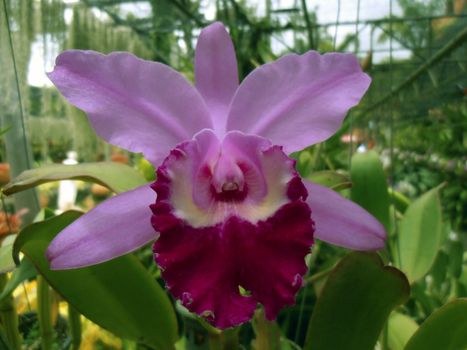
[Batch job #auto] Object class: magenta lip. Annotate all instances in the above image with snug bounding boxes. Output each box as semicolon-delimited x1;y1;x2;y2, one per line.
150;136;314;328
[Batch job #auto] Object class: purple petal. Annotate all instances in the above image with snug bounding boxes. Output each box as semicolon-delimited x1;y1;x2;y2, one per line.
226;52;371;153
48;51;212;166
47;185;157;269
195;22;238;132
304;180;386;250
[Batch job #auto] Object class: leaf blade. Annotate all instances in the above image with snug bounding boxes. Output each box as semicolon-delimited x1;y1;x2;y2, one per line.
3;162;147;195
304;252;410;350
397;185;444;283
404;299;467;350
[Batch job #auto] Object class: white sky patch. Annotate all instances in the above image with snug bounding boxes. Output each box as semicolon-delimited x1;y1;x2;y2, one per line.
203;0;216;21
28;35;59;87
120;2;152;18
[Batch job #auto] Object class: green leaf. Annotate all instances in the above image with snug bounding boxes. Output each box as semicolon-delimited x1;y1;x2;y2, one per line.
0;257;36;303
0;125;12;137
397;185;444;283
387;312;418;350
252;309;281;350
404;299;467;350
388;188;411;214
306;171;351;190
15;211;177;349
447;239;464;279
0;329;12;350
351;151;389;229
304;252;409;350
430;251;449;288
0;240;15;274
3;162;146;195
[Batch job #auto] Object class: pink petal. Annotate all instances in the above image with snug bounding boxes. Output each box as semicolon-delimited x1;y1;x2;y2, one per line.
226;52;371;153
47;185;157;269
48;51;212;166
304;180;386;250
195;22;238;132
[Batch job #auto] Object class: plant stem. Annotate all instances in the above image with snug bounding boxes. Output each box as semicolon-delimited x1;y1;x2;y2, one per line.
37;275;53;350
253;309;280;350
68;303;82;350
300;0;314;49
0;274;21;350
222;328;240;350
208;333;223;350
304;264;336;286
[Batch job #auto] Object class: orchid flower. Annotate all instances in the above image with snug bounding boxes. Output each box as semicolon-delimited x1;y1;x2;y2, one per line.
46;22;385;329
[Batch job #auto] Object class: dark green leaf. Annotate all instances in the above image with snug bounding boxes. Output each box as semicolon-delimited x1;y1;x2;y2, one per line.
397;185;444;283
404;299;467;350
15;211;177;349
351;151;390;229
304;252;410;350
3;162;146;195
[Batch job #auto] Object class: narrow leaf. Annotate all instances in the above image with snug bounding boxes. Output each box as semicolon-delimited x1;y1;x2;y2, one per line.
3;162;146;195
306;171;351;190
0;257;36;302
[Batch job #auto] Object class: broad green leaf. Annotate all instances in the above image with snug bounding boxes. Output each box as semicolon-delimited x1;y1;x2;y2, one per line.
351;151;389;229
304;252;409;350
15;211;177;349
0;257;36;302
404;299;467;350
3;162;146;195
306;171;351;190
388;312;418;350
397;185;444;283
